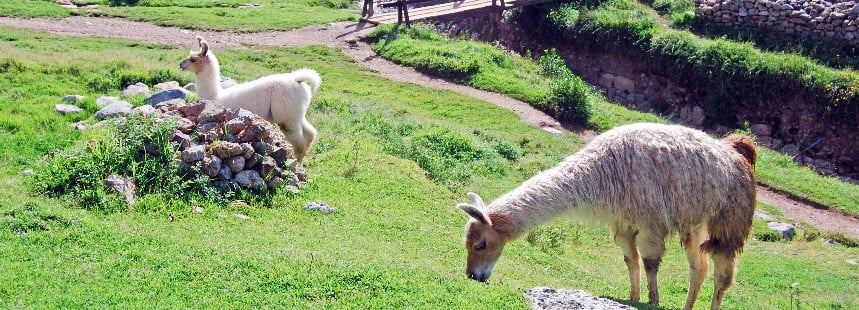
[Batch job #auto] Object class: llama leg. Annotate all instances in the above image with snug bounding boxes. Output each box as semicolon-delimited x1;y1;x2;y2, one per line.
612;226;640;302
637;231;666;306
710;252;736;310
300;119;317;161
681;227;709;310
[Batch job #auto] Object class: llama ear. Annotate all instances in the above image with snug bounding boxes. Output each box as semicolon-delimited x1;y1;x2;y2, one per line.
458;203;491;225
196;36;208;56
467;192;485;208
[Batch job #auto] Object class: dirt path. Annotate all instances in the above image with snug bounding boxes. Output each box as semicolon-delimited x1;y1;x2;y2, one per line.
2;16;856;238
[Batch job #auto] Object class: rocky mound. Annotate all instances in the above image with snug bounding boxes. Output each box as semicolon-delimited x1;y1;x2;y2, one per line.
160;99;307;193
526;287;634;310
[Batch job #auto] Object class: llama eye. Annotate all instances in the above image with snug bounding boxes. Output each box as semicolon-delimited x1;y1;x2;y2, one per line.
190;59;196;63
475;240;487;251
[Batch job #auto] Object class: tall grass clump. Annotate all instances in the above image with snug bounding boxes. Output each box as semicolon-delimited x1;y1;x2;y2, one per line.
27;116;211;212
354;110;519;188
539;49;591;124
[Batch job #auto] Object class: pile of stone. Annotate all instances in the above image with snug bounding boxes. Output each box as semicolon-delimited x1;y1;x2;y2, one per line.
697;0;859;45
164;99;306;193
57;80;306;195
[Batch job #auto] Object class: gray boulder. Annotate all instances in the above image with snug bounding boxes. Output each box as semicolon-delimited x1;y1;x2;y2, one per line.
94;101;133;120
304;200;335;214
54;104;83;115
526;287;634;310
767;222;796;241
144;89;188;106
62;94;85;103
221;77;237;89
104;175;137;207
121;82;151;98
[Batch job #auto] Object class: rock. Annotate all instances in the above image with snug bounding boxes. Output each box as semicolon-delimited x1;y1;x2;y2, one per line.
526;287;634;310
175;117;195;134
132;105;156;117
245;153;262;169
181;145;206;163
217;166;233;180
202;155;222;177
767;222;796;240
21;169;34;176
62;94;85;103
196;122;223;142
847;259;858;265
104;175;137;207
121;82;151;98
754;211;776;221
54;104;83;115
154;81;182;91
212;142;244;158
304;200;335;214
234;170;264;189
226;156;245;173
271;146;290;164
198;102;227;122
171;131;192;149
184;83;195;91
267;176;284;190
96;96;121;107
691;106;705;126
259;156;278;178
74;121;88;131
177;99;208;117
750;123;772;136
240;143;255;158
94;101;133;120
144;89;188;106
781;144;800;157
192;206;205;214
233;213;250;220
613;76;635;93
221;77;237;89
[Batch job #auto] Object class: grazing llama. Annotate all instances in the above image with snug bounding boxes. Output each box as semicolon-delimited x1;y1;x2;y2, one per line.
458;123;756;310
179;36;320;161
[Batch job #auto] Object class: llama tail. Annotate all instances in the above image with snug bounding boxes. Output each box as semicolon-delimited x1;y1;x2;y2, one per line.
292;68;321;95
722;134;757;167
701;134;757;258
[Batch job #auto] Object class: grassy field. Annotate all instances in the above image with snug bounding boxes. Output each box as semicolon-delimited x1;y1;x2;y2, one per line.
0;0;357;31
1;26;859;309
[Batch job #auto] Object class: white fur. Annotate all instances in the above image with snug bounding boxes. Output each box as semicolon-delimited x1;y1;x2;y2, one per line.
180;37;320;161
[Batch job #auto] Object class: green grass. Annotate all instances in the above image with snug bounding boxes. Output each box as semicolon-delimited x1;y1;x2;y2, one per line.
0;0;70;18
0;0;357;32
757;148;859;217
366;24;553;105
2;27;859;309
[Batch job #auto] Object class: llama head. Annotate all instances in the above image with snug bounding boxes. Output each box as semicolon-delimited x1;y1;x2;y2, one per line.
458;192;509;282
179;36;215;74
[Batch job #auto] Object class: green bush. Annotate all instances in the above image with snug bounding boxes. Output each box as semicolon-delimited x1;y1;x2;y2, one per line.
539;49;591;124
27;115;212;212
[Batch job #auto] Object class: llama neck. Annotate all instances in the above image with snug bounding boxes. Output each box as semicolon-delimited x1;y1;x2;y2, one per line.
195;55;222;100
486;153;603;237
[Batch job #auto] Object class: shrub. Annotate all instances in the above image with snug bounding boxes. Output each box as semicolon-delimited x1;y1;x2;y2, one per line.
539;49;591;124
27;115;211;212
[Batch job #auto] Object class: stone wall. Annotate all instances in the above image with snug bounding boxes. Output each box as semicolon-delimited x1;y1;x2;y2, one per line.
696;0;859;44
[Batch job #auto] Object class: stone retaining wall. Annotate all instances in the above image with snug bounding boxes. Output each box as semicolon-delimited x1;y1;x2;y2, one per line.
696;0;859;45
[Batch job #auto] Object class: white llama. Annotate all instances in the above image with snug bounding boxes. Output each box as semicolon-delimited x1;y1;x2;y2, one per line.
179;36;320;161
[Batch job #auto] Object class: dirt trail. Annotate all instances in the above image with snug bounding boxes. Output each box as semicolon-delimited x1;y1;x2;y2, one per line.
1;16;856;238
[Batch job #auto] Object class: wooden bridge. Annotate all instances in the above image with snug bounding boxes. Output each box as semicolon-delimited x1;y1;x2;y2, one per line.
362;0;553;26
